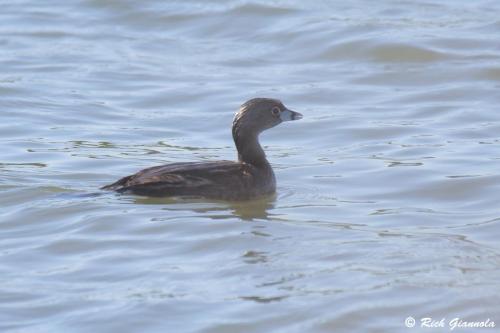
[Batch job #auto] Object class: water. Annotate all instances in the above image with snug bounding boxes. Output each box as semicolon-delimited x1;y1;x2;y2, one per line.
1;1;500;332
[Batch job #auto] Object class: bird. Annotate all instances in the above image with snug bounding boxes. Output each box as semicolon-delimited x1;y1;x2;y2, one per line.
101;98;303;200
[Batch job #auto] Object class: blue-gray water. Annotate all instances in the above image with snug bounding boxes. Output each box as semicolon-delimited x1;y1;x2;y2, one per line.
1;1;500;332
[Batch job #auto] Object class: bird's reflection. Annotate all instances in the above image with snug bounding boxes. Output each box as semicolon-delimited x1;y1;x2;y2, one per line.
228;194;276;220
131;193;276;221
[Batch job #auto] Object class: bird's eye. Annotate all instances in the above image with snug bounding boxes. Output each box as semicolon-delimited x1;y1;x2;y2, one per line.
271;107;281;116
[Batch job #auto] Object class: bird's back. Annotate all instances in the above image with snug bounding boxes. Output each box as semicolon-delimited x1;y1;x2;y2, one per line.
101;160;276;200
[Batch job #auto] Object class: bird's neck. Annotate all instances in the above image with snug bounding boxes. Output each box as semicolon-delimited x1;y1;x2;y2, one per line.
234;131;269;167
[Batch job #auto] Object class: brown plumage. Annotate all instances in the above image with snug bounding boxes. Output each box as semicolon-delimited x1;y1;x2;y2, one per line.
101;98;303;200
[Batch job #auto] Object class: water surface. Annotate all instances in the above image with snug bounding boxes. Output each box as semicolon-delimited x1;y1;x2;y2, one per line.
1;1;500;332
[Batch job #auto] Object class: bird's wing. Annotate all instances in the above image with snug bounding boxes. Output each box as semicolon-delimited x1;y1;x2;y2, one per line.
101;161;244;191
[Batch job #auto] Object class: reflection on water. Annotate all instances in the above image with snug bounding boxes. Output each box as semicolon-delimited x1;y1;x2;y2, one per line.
133;193;276;220
1;0;500;332
230;195;276;220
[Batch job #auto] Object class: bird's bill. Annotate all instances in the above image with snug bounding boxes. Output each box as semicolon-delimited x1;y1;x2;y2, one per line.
280;108;303;121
